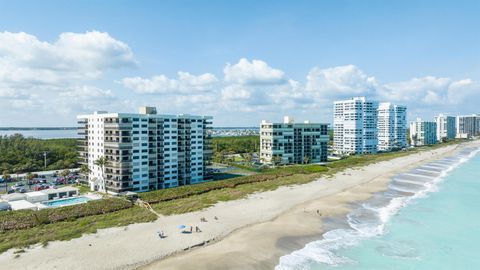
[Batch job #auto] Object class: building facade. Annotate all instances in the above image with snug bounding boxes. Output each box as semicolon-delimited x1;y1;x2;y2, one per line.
77;107;213;193
409;118;437;146
333;97;379;155
377;102;407;151
434;114;456;142
260;116;328;164
456;115;480;138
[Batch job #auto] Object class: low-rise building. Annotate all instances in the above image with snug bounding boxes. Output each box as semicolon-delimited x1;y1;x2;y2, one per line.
8;200;37;211
260;116;328;164
41;187;79;200
25;191;49;203
410;118;437;146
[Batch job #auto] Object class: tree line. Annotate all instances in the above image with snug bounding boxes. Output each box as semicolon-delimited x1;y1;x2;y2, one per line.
0;134;78;174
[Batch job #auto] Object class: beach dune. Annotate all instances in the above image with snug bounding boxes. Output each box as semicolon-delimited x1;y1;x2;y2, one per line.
0;143;474;270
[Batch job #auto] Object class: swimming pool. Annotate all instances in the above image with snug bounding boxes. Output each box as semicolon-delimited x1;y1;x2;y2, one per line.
43;196;90;207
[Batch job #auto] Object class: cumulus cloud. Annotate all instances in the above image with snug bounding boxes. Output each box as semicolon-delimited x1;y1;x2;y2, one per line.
1;35;479;127
0;31;136;126
0;31;135;87
121;71;218;94
121;59;480;125
223;58;286;85
59;85;115;99
380;76;480;108
305;65;378;98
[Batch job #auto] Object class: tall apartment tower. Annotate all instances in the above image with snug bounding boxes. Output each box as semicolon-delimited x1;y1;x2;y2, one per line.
377;103;407;151
409;118;437;146
260;116;329;164
456;115;479;138
434;114;456;142
333;97;379;155
77;107;213;193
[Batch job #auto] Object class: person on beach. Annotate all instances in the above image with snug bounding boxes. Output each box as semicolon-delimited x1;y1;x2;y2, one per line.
190;226;193;233
214;216;218;220
195;226;202;232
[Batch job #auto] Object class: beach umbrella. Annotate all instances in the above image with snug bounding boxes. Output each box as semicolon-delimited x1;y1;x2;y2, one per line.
178;225;186;229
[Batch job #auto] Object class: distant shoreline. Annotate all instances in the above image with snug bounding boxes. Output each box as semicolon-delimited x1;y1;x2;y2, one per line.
0;127;76;131
0;127;260;130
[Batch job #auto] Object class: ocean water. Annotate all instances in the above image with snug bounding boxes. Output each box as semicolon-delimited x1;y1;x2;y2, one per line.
277;146;480;270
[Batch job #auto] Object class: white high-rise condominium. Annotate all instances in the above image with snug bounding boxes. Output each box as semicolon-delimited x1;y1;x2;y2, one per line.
77;106;213;193
434;114;456;142
260;116;329;164
377;103;407;151
333;97;378;155
409;118;437;146
456;114;480;138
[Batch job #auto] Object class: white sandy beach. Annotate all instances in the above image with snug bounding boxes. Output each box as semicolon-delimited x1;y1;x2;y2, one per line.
0;142;477;270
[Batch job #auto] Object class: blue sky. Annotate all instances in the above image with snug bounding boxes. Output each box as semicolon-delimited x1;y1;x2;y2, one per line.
0;0;479;126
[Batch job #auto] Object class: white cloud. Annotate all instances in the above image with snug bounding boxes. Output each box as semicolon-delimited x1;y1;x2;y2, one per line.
121;71;218;94
223;58;286;85
121;60;480;125
0;31;136;126
0;31;135;87
305;65;378;98
59;85;115;99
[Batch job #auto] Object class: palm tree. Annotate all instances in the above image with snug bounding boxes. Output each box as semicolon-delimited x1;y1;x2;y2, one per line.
243;152;253;164
79;164;91;182
26;172;34;190
272;155;283;167
60;169;71;177
303;155;311;164
412;134;418;147
2;171;10;193
94;156;109;194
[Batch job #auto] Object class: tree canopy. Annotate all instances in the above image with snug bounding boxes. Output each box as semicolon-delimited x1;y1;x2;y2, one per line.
0;134;78;174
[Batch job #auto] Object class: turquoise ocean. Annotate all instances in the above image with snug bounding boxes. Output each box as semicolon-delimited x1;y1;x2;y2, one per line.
277;146;480;270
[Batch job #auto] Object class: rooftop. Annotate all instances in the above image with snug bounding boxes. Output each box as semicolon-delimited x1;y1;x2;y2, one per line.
41;186;79;195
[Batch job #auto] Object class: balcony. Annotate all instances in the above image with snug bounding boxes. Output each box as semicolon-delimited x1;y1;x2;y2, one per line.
104;122;132;130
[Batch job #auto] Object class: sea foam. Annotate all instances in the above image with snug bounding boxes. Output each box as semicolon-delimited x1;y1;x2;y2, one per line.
276;147;480;270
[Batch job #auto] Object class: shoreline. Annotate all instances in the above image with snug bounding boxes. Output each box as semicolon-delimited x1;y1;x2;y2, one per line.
0;142;476;270
138;142;477;270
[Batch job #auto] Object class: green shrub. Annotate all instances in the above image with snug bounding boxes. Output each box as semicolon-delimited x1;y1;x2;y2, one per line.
140;172;296;204
0;198;132;231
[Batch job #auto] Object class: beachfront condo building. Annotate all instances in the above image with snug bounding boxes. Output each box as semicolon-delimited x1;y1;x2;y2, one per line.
260;116;329;164
409;118;437;146
377;103;407;151
77;106;213;193
434;114;456;142
456;115;480;138
333;97;379;155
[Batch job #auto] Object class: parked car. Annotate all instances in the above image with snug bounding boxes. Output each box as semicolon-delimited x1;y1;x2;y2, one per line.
33;185;48;191
13;182;25;188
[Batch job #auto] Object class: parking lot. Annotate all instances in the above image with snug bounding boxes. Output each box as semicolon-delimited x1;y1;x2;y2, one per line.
0;171;81;195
